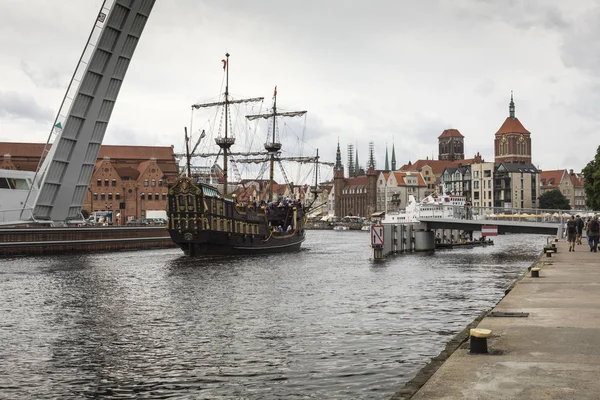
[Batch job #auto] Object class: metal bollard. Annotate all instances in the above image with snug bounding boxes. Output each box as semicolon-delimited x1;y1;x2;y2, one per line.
470;328;492;354
531;267;541;278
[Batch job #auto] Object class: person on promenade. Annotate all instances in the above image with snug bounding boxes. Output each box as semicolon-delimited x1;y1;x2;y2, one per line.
588;216;600;252
576;215;584;245
566;215;578;252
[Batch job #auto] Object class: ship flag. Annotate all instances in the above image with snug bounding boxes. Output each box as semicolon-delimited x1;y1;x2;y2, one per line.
221;59;227;70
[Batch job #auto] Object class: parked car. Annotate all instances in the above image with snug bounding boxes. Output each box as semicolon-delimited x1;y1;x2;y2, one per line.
126;219;148;226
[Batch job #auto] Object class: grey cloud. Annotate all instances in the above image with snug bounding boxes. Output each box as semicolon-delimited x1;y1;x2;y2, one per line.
0;91;53;123
20;60;67;89
560;6;600;75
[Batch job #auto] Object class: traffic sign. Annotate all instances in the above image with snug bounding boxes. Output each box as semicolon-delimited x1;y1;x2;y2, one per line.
481;225;498;236
371;225;384;247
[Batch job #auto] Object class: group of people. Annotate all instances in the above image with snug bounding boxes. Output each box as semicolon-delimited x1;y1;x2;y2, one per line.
565;214;600;252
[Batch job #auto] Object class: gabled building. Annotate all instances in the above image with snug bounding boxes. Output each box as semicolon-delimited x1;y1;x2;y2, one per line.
441;165;472;198
540;169;587;210
399;159;461;194
376;170;427;212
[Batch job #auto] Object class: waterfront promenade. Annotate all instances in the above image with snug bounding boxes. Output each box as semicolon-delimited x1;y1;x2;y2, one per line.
396;239;600;399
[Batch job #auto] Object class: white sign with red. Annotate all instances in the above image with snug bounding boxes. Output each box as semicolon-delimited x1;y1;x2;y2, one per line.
371;225;384;246
481;225;498;236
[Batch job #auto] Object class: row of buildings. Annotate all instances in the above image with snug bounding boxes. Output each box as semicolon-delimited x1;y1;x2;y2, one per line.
331;95;586;218
0;95;587;223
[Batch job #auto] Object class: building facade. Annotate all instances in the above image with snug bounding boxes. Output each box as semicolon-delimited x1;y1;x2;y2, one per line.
376;171;427;212
0;142;178;223
540;169;587;210
470;161;495;208
493;162;539;209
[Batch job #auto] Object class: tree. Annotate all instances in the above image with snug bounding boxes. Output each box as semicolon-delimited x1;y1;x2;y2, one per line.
538;189;570;210
583;145;600;210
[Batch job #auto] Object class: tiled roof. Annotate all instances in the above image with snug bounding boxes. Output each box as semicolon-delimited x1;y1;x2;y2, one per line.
345;175;368;187
393;171;426;186
399;159;461;175
438;129;464;139
495;117;530;135
0;142;175;160
540;170;566;187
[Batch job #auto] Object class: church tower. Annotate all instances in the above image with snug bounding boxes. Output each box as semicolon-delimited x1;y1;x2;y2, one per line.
494;93;531;164
438;129;465;161
334;140;344;217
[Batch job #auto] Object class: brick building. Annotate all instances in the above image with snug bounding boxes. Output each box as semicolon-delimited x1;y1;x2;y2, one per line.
0;142;178;223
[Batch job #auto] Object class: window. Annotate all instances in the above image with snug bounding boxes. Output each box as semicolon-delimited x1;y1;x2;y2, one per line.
93;193;98;200
159;180;163;187
116;193;121;200
144;179;149;187
148;194;153;200
112;179;117;187
474;181;479;189
162;193;167;201
141;193;145;200
474;171;479;179
108;193;113;200
155;193;159;200
101;193;106;200
104;179;109;187
151;179;156;187
97;179;101;186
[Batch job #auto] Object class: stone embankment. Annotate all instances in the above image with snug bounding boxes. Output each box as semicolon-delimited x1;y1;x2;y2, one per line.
392;239;600;399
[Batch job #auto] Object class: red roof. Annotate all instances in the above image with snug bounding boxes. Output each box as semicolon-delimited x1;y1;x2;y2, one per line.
540;170;566;187
438;129;464;139
392;171;426;186
399;159;461;175
495;117;530;135
345;175;368;187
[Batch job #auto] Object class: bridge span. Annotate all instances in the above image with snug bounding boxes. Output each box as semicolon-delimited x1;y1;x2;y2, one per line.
418;218;560;236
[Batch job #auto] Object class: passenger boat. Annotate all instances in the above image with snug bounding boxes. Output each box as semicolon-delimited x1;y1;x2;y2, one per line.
167;53;322;256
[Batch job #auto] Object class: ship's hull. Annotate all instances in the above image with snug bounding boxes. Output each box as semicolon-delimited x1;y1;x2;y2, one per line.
170;229;305;256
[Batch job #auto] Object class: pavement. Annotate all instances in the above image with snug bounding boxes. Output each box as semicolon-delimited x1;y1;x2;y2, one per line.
399;239;600;400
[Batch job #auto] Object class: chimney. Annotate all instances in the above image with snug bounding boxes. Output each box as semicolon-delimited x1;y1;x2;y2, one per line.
569;169;574;175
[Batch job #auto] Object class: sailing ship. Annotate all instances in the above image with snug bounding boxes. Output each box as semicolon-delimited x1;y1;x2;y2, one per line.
166;53;322;256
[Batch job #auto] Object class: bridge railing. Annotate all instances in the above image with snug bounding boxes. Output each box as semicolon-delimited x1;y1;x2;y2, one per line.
443;205;599;225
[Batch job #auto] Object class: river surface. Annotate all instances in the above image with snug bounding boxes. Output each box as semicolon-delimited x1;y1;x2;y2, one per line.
0;231;546;399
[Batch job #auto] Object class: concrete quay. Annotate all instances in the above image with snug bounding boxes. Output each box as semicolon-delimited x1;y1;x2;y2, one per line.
394;239;600;400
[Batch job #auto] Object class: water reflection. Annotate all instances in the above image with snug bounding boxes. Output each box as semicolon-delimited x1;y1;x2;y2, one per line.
0;232;545;399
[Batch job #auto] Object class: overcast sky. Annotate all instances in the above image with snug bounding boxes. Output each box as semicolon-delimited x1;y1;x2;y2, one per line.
1;0;600;180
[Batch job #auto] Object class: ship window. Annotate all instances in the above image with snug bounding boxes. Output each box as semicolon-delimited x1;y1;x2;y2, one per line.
188;195;194;207
178;195;184;206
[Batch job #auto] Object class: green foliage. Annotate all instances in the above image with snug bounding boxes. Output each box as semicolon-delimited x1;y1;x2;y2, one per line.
583;145;600;210
538;189;570;210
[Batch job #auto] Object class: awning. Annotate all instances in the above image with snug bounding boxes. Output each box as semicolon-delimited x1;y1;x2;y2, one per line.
371;211;385;217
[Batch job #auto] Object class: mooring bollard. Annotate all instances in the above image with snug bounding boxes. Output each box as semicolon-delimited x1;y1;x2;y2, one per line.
531;267;541;278
545;249;553;258
470;328;492;354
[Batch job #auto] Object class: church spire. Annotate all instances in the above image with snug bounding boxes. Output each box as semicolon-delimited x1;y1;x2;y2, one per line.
335;139;343;171
385;144;389;171
355;146;359;176
368;141;375;169
391;143;396;171
509;91;515;119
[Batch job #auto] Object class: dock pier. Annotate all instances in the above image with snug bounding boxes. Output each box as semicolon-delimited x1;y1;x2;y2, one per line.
392;239;600;399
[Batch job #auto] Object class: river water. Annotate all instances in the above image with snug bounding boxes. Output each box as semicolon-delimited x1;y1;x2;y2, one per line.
0;231;546;399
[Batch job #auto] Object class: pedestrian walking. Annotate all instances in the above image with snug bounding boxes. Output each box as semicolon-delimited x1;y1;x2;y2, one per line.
566;215;578;252
588;216;600;252
576;214;584;245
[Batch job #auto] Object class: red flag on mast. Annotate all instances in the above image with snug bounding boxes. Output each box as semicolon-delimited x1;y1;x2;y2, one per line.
273;86;277;96
221;59;227;70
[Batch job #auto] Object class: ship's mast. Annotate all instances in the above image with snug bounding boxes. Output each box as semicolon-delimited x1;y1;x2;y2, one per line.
246;87;306;202
191;53;263;196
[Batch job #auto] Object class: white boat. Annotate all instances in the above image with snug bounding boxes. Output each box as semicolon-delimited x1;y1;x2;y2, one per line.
333;225;350;231
382;193;467;224
0;169;38;225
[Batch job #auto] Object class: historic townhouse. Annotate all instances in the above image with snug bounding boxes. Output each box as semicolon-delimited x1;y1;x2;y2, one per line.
376;171;427;212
